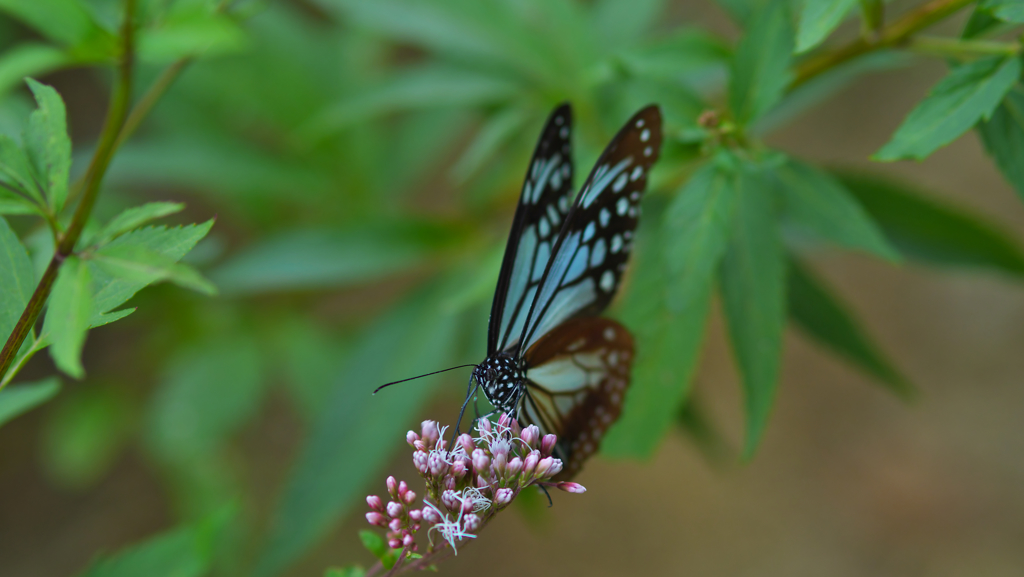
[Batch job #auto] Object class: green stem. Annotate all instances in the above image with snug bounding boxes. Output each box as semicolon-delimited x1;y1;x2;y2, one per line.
909;35;1022;57
791;0;978;90
859;0;885;38
0;0;136;385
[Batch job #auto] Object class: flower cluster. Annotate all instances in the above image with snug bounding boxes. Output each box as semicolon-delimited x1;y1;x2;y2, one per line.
366;414;585;557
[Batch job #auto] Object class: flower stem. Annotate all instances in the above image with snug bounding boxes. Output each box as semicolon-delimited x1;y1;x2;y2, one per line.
908;35;1022;58
791;0;978;90
0;0;136;384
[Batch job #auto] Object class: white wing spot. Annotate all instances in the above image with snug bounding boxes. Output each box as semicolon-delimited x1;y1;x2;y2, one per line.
555;115;564;125
628;206;638;218
547;204;561;227
611;234;623;253
599;207;610;227
558;195;569;212
640;128;650;142
636;119;645;128
539;216;550;238
561;164;571;179
582;221;596;242
630;191;640;201
644;146;653;157
616;197;629;216
609;351;619;366
552;170;562;189
603;327;615;341
612;173;627;193
590;238;606;267
631;166;643;181
600;270;615;292
560;127;569;138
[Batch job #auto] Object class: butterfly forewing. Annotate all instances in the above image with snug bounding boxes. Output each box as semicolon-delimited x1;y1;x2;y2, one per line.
515;106;662;354
488;104;575;355
521;317;634;480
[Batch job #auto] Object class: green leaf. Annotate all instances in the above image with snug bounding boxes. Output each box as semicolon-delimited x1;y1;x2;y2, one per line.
451;106;531;182
0;0;110;48
729;0;794;124
325;567;366;577
875;56;1022;161
0;214;35;343
0;132;43;203
0;376;59;427
978;85;1024;202
147;336;266;463
359;530;388;562
0;43;70;96
664;159;740;312
615;28;731;88
796;0;858;53
720;168;786;459
212;228;428;294
138;11;247;63
24;78;71;213
41;386;131;488
98;202;186;242
591;0;665;51
787;257;913;397
254;286;461;577
92;243;218;296
602;214;712;459
44;256;94;379
963;2;1003;38
837;172;1024;275
985;0;1024;23
677;393;731;464
300;65;520;144
77;508;231;577
775;158;899;261
89;220;214;323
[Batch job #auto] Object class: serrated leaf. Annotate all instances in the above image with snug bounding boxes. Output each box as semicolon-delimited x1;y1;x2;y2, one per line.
796;0;858;53
24;78;71;213
0;43;70;96
254;286;460;577
44;256;94;379
0;214;35;343
729;0;794;124
602;214;712;459
0;376;59;427
837;172;1024;275
98;202;186;242
875;56;1021;161
720;168;785;459
92;243;217;296
787;257;913;397
0;132;43;203
663;159;740;312
978;85;1024;202
211;228;426;294
775;158;899;261
89;220;214;322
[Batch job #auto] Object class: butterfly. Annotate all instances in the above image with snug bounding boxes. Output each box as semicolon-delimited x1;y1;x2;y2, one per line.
464;103;663;479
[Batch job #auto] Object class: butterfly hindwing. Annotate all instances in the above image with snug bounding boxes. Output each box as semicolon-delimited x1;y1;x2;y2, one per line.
515;106;662;354
489;104;575;355
521;317;634;480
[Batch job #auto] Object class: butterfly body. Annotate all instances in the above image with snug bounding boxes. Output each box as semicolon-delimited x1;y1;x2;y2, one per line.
462;102;662;480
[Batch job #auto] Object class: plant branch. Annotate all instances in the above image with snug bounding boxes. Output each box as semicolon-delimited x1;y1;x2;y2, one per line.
908;35;1022;57
0;0;136;384
791;0;977;90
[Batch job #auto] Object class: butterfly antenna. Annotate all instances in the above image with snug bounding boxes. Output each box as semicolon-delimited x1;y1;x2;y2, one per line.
373;364;477;394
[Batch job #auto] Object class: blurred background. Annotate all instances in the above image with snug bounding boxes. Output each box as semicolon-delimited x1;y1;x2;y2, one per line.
1;0;1023;575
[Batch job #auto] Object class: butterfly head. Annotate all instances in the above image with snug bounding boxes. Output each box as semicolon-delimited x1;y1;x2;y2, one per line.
472;353;524;415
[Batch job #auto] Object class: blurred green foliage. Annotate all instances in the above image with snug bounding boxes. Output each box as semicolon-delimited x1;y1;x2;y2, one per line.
1;0;1024;575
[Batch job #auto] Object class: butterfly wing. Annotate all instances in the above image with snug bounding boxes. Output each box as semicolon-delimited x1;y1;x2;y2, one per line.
514;105;662;355
520;317;634;480
488;104;575;355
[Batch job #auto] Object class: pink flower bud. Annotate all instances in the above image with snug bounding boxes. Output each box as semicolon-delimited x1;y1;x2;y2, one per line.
421;420;440;446
506;456;523;477
366;512;385;526
402;533;415;547
428;452;449;477
389;517;403;532
476;417;491;436
441;489;459;511
490;439;510;460
556;481;586;493
534;456;554;479
412;451;429;474
521;425;540;449
463;513;481;532
451;460;466;478
509;418;522;437
366;495;383;511
546;458;563;478
406;430;419;446
409;509;422;522
475;475;487;488
541;434;557;456
462;495;475;513
458;433;475;455
388;539;402;549
399;480;410;496
414;440;426;452
386;476;398;496
521;450;540;478
498;413;511;429
492;452;507;476
444;476;457;490
403;490;417;504
472;449;490;473
494;488;514;506
422;506;441;524
387;501;403;518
